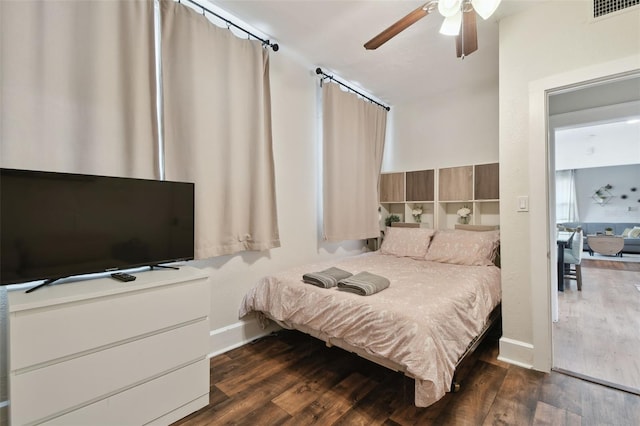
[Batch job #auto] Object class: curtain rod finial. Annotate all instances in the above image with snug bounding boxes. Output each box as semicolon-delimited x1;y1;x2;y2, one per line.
272;43;279;52
315;67;323;75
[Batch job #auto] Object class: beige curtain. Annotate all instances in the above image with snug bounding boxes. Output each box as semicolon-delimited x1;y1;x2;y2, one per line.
322;82;387;241
160;0;279;258
0;0;157;178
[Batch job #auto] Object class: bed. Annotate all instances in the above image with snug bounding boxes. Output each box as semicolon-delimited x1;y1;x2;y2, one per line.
239;227;501;407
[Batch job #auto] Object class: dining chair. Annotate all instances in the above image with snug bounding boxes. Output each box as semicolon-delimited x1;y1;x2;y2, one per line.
563;228;583;291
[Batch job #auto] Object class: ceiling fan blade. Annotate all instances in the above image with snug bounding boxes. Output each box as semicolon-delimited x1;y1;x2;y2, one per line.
456;9;478;58
364;3;432;50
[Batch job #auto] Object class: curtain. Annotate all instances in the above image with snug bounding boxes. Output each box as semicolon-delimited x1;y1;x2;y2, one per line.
160;0;279;258
322;82;388;241
0;0;157;178
556;169;579;223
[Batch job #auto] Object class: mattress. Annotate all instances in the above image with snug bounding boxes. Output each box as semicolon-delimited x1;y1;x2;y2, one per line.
239;251;501;407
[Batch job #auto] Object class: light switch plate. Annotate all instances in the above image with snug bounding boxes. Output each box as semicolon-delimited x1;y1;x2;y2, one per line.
517;196;529;212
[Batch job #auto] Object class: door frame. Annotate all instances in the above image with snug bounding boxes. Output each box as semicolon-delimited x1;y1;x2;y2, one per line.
528;55;640;372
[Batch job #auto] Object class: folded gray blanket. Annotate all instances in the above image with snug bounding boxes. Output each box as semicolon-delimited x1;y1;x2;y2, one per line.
337;271;390;296
302;267;353;288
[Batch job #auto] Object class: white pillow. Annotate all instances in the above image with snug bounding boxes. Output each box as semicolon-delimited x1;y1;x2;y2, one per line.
629;227;640;238
380;227;435;259
425;230;500;266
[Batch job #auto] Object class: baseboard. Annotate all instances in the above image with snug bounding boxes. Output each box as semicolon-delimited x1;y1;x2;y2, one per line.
208;318;281;358
497;336;534;369
210;321;537;370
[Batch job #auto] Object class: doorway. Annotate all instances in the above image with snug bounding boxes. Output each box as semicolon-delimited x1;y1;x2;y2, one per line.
548;75;640;394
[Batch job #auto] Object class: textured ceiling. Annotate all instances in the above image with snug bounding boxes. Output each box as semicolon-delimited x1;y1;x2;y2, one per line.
203;0;536;106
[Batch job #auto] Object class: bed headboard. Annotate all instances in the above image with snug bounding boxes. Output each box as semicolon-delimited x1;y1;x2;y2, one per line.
391;222;420;228
454;224;500;231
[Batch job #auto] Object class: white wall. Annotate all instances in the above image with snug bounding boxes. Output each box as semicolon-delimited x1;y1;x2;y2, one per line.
498;0;640;369
190;46;365;355
555;120;640;170
382;81;499;173
575;165;640;222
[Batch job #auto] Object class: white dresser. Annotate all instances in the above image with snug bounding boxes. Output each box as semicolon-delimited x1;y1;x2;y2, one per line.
7;266;210;426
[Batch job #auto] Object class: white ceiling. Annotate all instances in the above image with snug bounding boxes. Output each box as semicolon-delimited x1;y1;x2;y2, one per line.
551;77;640;170
555;119;640;170
200;0;537;106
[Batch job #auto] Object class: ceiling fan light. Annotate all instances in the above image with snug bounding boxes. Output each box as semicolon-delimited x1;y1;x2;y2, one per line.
439;11;462;36
471;0;502;20
438;0;462;18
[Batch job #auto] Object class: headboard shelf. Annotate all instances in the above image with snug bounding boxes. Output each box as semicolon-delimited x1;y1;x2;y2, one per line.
380;162;500;230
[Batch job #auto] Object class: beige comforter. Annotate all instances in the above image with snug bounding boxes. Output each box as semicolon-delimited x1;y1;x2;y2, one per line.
239;252;501;407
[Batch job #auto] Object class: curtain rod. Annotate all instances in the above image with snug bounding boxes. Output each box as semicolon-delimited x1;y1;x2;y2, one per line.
180;0;279;51
315;68;390;111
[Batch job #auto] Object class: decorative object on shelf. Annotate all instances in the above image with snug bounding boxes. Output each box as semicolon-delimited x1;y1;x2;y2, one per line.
385;214;401;227
457;206;472;224
604;227;614;236
592;184;613;206
412;205;423;223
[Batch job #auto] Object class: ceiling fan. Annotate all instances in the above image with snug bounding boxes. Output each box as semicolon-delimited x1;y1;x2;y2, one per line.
364;0;502;58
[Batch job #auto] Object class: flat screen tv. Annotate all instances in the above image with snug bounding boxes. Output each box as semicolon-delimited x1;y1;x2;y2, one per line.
1;168;195;289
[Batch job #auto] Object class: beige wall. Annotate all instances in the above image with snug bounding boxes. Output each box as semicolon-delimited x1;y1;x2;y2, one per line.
383;81;499;173
197;45;365;355
498;0;640;369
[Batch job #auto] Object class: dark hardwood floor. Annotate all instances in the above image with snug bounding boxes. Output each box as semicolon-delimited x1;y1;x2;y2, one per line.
173;329;640;425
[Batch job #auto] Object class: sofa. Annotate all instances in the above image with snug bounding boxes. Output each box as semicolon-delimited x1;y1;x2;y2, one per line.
559;222;640;254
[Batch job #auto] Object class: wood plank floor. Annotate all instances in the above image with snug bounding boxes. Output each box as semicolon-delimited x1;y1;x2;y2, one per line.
172;329;640;425
581;258;640;272
555;258;640;394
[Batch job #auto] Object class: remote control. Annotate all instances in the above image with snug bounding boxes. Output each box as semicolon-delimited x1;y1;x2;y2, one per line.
111;272;136;282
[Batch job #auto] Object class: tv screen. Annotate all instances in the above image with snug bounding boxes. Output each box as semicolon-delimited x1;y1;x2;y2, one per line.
1;168;194;286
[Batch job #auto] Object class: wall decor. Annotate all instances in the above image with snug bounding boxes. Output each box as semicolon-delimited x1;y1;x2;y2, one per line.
621;194;628;199
592;184;613;206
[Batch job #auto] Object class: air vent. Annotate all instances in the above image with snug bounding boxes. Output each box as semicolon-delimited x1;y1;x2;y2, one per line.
593;0;639;17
